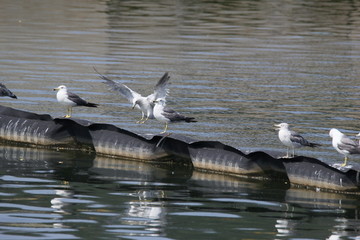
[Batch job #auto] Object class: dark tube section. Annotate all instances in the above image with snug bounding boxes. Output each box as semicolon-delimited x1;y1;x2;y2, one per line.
0;105;359;192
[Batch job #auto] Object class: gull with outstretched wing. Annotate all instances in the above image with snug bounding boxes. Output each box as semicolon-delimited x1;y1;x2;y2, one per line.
94;68;170;124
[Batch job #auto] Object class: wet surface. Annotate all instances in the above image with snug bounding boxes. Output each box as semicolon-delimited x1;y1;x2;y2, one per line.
1;0;360;239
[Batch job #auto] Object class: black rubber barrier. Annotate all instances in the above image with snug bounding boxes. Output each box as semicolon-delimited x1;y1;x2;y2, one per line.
0;105;359;192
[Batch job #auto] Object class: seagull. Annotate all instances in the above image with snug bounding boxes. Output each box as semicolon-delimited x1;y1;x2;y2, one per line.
94;68;170;124
356;132;360;145
274;123;321;158
0;83;17;99
329;128;360;167
153;98;197;134
53;85;98;118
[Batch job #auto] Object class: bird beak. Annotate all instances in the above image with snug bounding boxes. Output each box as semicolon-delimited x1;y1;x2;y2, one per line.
274;124;281;130
132;103;136;109
53;88;59;91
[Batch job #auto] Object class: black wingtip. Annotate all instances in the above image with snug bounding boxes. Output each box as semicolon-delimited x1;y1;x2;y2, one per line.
93;67;113;82
157;72;170;85
185;117;197;123
309;142;321;148
93;66;100;75
86;102;99;108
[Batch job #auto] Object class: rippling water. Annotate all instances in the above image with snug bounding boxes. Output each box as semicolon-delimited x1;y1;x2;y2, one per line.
1;145;360;240
1;0;360;239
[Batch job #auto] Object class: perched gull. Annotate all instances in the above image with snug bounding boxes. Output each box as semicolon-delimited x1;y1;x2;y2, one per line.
356;132;360;145
329;128;360;167
0;83;17;99
153;98;197;134
53;85;98;118
274;123;321;158
94;68;170;124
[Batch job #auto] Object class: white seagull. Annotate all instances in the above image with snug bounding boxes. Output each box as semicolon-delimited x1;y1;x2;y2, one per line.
0;83;17;99
356;132;360;145
274;123;321;158
329;128;360;167
94;68;170;124
53;85;98;118
153;98;197;134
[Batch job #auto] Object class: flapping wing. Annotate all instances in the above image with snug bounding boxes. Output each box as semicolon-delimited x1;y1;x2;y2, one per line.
147;72;170;102
154;72;170;99
94;67;141;103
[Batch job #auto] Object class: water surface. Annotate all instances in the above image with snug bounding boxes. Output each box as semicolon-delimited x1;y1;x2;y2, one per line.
1;0;360;239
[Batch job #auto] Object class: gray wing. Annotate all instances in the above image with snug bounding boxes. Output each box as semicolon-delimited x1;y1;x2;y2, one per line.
147;72;170;103
289;131;310;146
67;91;88;106
153;72;170;99
161;106;186;122
338;136;360;154
94;67;141;103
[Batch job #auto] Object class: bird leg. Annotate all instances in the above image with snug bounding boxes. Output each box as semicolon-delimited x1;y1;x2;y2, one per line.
155;132;172;148
284;147;290;158
341;156;348;167
160;122;168;134
142;116;149;123
140;116;149;124
136;113;145;124
64;107;72;118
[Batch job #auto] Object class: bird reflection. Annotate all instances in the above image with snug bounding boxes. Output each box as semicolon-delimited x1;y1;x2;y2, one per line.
275;219;297;237
274;203;297;238
124;189;166;236
50;188;74;213
326;217;360;240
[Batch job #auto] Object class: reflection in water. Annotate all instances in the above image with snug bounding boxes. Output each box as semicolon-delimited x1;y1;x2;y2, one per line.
0;145;359;238
51;188;74;214
329;217;360;240
92;157;170;237
125;190;166;237
275;219;297;238
286;188;358;209
1;0;360;239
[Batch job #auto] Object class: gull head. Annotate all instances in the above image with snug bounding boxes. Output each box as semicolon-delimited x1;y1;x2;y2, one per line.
133;97;148;109
53;85;67;92
356;132;360;139
153;98;166;105
274;122;289;130
329;128;342;139
132;100;139;109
